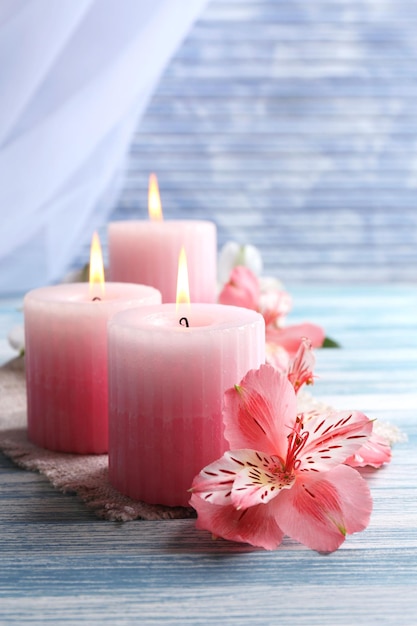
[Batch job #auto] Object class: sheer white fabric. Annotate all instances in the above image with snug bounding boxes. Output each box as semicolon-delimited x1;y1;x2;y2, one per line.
0;0;208;295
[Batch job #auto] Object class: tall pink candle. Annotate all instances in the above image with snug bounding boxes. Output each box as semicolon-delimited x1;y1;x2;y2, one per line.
108;220;217;303
108;303;265;507
24;282;161;454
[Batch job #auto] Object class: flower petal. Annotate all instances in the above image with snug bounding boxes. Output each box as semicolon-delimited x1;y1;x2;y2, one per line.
273;465;373;552
287;337;316;393
190;450;252;506
259;289;292;326
190;448;294;509
298;410;373;472
231;456;295;509
266;322;325;357
223;364;297;456
7;325;25;352
345;431;392;468
218;266;259;310
189;495;285;550
218;242;263;284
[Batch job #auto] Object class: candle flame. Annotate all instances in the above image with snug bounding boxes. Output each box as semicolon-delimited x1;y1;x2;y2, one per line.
148;173;163;221
176;247;191;312
89;232;105;298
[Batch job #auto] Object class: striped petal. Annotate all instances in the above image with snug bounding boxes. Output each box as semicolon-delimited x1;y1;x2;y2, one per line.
298;410;373;472
231;457;295;509
191;447;295;511
189;495;285;551
273;464;373;552
223;364;296;457
189;450;250;506
287;337;315;393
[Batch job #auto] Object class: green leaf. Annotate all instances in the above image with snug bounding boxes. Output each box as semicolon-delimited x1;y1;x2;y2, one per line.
322;336;341;348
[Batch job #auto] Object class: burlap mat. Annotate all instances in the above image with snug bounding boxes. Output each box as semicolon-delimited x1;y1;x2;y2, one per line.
0;358;194;521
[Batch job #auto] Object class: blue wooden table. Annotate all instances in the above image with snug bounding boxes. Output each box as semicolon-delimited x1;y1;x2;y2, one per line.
1;285;416;625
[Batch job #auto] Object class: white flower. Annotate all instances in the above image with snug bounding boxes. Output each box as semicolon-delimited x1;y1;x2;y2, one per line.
8;325;25;354
218;241;263;285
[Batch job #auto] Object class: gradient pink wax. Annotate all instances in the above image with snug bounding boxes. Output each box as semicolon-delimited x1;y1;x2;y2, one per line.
107;220;217;303
24;282;161;454
108;303;265;507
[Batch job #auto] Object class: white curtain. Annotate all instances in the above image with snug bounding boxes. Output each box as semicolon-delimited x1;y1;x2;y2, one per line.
0;0;208;295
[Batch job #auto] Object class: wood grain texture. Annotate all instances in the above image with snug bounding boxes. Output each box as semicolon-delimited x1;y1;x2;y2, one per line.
0;285;416;624
69;0;417;285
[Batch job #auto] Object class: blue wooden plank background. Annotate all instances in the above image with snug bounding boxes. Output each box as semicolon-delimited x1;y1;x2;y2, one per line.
71;0;417;285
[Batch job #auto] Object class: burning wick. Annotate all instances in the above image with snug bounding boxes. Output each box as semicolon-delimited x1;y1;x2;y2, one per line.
179;317;189;328
92;297;102;302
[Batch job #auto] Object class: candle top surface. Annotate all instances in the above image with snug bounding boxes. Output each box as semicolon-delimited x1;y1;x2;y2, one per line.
24;282;161;306
109;303;264;332
108;220;216;231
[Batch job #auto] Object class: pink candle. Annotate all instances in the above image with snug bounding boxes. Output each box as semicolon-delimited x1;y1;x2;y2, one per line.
108;174;217;303
24;282;161;454
108;220;217;303
108;303;265;507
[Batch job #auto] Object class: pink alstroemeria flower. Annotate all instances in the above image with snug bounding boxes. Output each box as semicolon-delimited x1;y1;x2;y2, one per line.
190;365;373;553
290;340;391;470
218;266;325;364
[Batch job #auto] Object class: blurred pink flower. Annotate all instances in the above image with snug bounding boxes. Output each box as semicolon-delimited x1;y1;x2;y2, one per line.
219;266;325;365
218;265;259;310
266;322;325;359
190;364;373;552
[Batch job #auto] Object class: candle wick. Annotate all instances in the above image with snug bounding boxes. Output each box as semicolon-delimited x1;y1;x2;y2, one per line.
92;297;102;302
179;317;189;328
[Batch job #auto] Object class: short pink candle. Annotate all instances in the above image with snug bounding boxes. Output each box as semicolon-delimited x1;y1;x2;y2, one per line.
107;220;217;303
24;282;161;454
108;303;265;507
